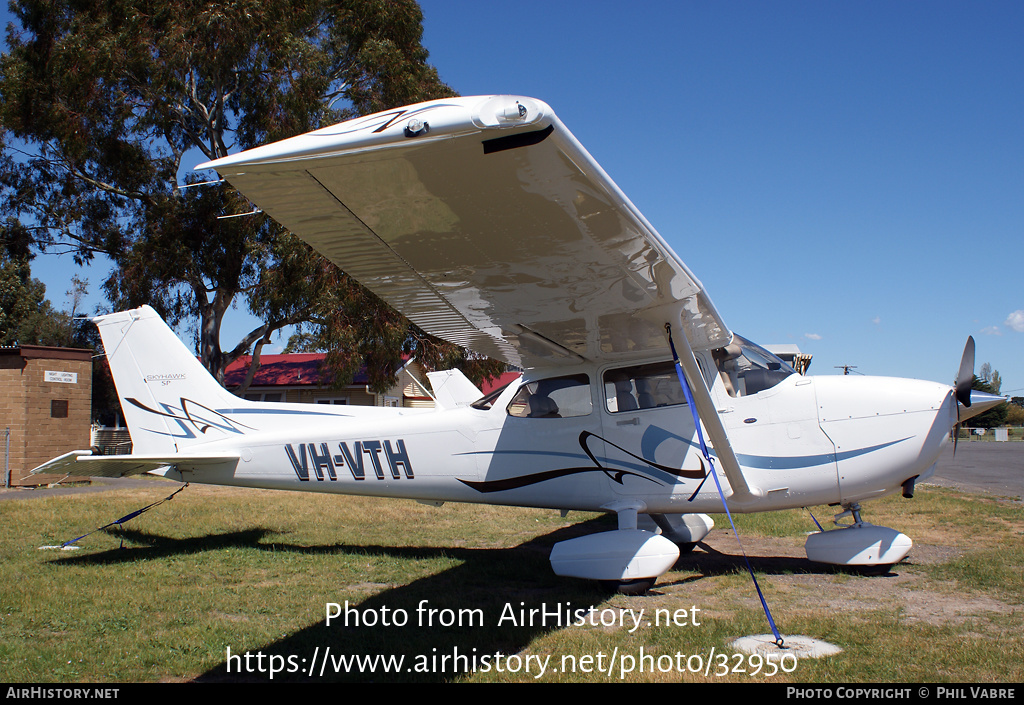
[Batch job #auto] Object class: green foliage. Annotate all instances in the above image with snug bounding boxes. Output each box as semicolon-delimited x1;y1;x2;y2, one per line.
0;0;501;393
0;225;118;420
0;250;62;345
0;217;83;346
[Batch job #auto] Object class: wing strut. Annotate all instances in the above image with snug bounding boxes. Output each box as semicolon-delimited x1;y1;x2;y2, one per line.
665;322;782;647
664;321;760;504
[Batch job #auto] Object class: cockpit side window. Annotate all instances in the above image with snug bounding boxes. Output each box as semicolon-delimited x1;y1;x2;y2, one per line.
506;373;592;418
603;361;687;413
713;335;796;397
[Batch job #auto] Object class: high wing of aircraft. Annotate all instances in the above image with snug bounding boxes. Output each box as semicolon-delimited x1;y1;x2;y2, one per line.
199;96;731;366
35;95;1005;593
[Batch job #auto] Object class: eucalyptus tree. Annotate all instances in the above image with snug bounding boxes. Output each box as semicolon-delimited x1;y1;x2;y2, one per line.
0;0;501;391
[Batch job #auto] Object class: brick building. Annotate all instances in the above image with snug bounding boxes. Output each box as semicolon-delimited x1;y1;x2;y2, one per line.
0;345;92;486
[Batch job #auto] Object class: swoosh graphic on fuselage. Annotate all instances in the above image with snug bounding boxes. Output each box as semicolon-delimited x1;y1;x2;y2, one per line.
457;435;912;493
458;431;705;493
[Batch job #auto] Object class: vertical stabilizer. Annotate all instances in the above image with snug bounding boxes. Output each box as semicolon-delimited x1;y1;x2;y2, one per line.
95;306;252;454
425;369;482;410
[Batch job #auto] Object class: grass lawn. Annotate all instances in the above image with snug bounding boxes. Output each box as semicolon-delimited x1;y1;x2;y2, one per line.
1;479;1020;683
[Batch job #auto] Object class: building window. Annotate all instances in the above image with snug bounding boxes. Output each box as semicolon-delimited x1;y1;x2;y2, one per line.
315;397;349;405
51;400;69;418
243;392;283;403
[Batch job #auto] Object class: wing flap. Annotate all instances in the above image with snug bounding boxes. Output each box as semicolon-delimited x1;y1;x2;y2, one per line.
32;451;240;479
202;95;731;366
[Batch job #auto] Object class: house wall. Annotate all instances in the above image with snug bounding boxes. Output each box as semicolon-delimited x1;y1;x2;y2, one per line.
0;347;92;486
280;387;378;406
245;362;438;409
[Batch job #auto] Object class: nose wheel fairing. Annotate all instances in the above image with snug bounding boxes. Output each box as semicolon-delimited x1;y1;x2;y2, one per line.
805;503;912;568
805;524;913;568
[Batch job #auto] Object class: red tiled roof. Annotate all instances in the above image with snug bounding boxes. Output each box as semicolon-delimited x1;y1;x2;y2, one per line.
224;352;517;395
480;371;522;395
223;353;382;388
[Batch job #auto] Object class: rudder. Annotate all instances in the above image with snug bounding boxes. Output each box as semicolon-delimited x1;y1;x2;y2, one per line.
95;306;253;454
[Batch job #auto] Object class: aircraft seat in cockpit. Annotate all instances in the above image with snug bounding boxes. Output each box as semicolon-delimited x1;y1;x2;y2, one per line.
527;394;560;418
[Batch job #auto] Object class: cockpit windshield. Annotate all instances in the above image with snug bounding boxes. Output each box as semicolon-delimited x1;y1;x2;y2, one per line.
713;335;796;397
470;380;515;411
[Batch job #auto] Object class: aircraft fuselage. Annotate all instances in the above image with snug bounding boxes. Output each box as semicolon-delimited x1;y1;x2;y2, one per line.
154;352;956;520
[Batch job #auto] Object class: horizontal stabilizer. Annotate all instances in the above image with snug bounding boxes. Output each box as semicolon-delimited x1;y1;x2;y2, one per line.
32;451;240;479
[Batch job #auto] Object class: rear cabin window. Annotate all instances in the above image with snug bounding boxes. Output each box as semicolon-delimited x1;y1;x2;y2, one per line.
603;361;687;413
470;381;515;411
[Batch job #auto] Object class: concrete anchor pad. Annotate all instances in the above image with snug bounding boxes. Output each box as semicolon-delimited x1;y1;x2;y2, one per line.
732;634;843;660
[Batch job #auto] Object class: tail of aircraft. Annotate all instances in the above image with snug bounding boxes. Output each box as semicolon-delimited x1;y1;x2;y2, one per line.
95;306;254;455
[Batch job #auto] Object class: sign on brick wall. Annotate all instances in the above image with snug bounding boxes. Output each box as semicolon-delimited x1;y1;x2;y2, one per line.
44;371;78;384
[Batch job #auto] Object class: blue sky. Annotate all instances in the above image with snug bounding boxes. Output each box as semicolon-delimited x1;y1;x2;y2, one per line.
13;1;1024;394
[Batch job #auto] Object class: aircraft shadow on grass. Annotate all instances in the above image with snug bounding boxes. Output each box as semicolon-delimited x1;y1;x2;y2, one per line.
45;518;887;682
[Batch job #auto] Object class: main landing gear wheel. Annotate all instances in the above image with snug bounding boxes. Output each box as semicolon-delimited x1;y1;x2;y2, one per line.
645;513;714;551
601;578;656;595
549;518;679;593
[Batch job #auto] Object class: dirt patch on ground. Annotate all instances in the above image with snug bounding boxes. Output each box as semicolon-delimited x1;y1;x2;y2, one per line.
646;531;1018;630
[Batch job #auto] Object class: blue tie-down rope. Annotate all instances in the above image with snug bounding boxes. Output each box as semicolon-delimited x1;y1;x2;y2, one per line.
666;327;784;647
41;483;189;551
807;508;825;532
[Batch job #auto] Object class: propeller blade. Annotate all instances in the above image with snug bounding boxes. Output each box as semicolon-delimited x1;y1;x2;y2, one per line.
955;336;975;408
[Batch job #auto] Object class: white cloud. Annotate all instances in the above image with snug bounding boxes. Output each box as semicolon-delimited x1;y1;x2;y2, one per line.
871;317;881;325
980;326;1002;336
804;333;822;341
1006;310;1024;333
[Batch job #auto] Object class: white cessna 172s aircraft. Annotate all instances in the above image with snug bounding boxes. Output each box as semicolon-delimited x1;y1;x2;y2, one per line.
36;95;1005;593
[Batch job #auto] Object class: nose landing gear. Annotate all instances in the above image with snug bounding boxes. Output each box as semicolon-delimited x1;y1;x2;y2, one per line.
804;502;912;572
